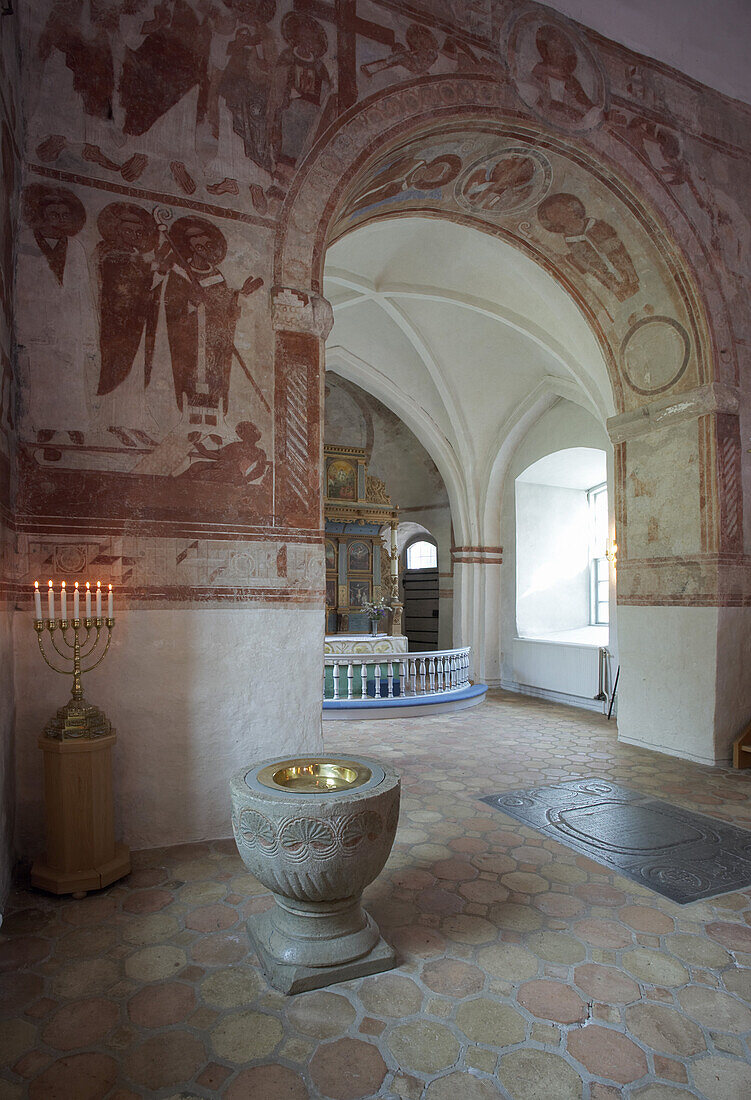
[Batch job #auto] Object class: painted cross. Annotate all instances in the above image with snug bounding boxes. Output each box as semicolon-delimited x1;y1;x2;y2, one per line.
294;0;396;110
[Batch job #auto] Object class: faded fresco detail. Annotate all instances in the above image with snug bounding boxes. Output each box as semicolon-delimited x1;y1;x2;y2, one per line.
15;178;273;525
9;0;751;609
330;123;707;414
506;9;608;134
0;10;20;599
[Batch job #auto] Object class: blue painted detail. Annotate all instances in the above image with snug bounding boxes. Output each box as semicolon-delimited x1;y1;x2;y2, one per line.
366;679;401;698
323;684;487;711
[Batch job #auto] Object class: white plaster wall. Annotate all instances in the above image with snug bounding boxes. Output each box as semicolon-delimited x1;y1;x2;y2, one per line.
13;607;325;857
0;609;15;914
617;605;722;765
546;0;751;105
713;606;751;761
515;482;590;637
500;400;614;692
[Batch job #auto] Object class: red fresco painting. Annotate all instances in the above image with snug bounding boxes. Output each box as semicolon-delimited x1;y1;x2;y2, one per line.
6;0;748;611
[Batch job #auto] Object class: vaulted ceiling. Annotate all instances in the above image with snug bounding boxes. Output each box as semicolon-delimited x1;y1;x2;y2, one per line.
324;215;611;519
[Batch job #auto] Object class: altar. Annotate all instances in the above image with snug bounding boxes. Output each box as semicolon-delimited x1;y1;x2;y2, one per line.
324;633;408;656
324;445;403;638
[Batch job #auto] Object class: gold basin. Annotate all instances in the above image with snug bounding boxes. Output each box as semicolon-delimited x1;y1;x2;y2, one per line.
257;757;372;793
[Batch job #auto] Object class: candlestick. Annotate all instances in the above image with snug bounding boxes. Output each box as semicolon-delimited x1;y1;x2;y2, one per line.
108;584;113;618
85;582;92;618
96;582;102;618
60;582;67;621
31;584;116;740
48;581;54;620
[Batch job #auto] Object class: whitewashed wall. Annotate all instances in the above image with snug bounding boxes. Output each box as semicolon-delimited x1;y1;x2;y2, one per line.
500;399;615;702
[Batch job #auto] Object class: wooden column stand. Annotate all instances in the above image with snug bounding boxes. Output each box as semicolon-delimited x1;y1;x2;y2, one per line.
32;733;130;896
30;604;130;898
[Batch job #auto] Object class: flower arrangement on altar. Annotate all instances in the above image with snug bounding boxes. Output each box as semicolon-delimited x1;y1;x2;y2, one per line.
362;596;391;622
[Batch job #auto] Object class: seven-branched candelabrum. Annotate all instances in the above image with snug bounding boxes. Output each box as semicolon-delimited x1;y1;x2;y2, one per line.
32;580;116;741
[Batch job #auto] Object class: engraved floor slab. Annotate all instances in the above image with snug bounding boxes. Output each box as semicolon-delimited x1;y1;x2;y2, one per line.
482;777;751;903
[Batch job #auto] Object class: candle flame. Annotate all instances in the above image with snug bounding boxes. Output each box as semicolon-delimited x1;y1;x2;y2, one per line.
108;584;112;591
74;582;79;590
61;581;66;589
86;581;90;591
34;581;39;590
96;581;101;590
48;580;52;588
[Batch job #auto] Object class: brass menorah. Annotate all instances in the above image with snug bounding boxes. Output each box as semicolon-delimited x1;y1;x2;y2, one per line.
33;581;116;740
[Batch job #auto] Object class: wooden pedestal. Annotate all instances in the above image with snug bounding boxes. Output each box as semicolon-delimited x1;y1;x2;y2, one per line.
31;733;130;896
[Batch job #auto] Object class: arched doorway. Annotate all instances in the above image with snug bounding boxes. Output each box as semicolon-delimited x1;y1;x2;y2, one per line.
272;76;742;765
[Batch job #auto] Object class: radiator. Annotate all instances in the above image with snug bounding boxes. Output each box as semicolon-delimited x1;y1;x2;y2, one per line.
511;638;603;699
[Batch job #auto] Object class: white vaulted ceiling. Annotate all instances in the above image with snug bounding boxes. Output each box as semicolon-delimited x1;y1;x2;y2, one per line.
324;216;612;537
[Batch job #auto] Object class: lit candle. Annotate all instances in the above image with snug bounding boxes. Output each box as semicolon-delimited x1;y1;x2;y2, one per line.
96;581;102;618
108;584;114;618
60;581;67;620
73;581;79;620
34;581;42;620
85;581;92;618
47;580;54;620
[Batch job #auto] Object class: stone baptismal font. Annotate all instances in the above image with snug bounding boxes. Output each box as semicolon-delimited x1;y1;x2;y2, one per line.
231;754;400;993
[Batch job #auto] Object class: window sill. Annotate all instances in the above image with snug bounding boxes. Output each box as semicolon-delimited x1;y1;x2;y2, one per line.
515;627;609;648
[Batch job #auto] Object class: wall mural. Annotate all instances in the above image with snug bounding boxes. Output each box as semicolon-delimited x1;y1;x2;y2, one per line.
506;9;608;134
0;10;20;590
330;123;703;407
16;178;273;526
10;0;750;605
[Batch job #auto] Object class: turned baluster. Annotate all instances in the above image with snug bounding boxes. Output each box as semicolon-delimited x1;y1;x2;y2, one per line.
360;660;367;699
374;663;382;699
387;661;394;698
332;659;340;700
347;662;354;700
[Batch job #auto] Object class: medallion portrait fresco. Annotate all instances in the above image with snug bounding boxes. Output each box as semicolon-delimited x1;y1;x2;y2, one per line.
328;121;709;415
506;9;608;135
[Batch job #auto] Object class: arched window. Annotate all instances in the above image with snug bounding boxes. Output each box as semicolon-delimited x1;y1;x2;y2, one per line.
515;447;609;641
406;539;437;570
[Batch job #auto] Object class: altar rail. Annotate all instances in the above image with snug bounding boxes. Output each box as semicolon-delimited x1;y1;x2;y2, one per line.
323;647;471;702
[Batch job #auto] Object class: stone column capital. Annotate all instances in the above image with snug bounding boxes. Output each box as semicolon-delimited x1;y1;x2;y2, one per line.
271;286;334;339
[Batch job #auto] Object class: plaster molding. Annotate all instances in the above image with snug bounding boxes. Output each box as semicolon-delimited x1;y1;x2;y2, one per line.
607;383;740;443
325;268;474;476
325;265;614;424
617;553;751;606
479;377;606;547
272;286;334;339
325;346;473;544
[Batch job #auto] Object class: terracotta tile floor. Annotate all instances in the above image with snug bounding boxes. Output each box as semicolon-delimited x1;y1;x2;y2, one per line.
2;690;751;1099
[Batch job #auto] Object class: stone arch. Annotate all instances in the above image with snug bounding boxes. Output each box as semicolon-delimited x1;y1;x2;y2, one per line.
271;74;745;762
275;76;731;403
326;346;471;544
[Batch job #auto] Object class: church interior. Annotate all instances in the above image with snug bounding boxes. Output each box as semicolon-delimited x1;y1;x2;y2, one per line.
1;0;751;1096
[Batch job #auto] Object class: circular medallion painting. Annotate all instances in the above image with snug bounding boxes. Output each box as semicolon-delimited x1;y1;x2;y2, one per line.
506;11;608;135
621;316;691;396
455;146;553;217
